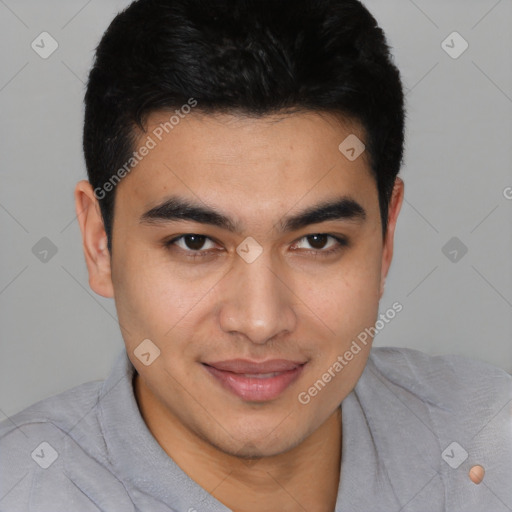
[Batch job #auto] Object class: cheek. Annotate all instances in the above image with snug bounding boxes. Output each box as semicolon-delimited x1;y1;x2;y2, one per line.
301;249;382;338
294;256;382;410
112;245;222;354
111;244;184;338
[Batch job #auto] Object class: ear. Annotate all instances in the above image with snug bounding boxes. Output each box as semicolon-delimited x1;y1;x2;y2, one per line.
379;177;404;299
74;180;114;298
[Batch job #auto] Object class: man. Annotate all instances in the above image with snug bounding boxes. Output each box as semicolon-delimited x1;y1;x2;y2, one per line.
1;0;510;511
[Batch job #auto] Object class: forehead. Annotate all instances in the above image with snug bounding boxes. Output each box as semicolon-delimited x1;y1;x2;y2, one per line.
115;110;378;223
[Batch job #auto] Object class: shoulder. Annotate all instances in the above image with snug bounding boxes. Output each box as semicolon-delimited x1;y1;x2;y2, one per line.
362;346;512;509
0;379;112;511
0;348;132;449
367;345;511;406
0;378;105;444
365;345;512;425
0;350;139;511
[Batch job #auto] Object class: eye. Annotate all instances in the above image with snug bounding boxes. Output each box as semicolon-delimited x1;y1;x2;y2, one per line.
291;234;348;255
165;234;218;253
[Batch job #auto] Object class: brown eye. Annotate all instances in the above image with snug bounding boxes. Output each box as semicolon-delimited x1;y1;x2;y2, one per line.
181;234;207;250
165;234;217;252
306;234;329;250
290;234;348;257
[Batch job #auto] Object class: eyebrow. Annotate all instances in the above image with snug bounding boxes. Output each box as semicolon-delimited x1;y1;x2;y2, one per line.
139;195;366;233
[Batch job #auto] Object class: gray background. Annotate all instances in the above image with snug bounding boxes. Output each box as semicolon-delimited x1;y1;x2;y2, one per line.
1;0;511;419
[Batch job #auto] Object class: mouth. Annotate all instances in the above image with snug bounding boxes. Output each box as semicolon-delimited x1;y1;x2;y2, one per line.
202;359;307;402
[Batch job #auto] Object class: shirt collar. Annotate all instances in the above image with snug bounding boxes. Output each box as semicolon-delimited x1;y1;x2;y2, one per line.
97;349;439;511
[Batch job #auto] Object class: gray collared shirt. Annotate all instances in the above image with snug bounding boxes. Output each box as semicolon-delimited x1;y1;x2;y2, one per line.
1;346;511;511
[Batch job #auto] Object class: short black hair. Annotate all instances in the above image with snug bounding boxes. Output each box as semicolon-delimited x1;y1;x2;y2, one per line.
83;0;406;254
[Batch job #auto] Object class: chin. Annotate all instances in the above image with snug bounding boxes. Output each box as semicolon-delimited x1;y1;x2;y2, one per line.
208;419;307;460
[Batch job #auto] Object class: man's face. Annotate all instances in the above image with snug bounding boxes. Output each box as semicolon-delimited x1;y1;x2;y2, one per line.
79;111;402;458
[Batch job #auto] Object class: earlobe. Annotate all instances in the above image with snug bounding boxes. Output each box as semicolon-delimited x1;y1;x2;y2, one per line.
379;277;386;299
379;177;404;298
74;180;114;298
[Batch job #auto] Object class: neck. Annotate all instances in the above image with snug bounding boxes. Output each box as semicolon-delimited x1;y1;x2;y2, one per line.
134;373;342;512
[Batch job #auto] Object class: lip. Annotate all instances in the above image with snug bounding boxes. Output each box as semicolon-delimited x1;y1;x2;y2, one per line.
202;359;307;402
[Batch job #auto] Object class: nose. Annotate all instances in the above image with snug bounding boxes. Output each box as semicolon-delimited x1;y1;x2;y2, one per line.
218;252;297;345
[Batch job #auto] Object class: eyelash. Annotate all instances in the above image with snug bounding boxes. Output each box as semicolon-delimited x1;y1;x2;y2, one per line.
163;234;349;260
